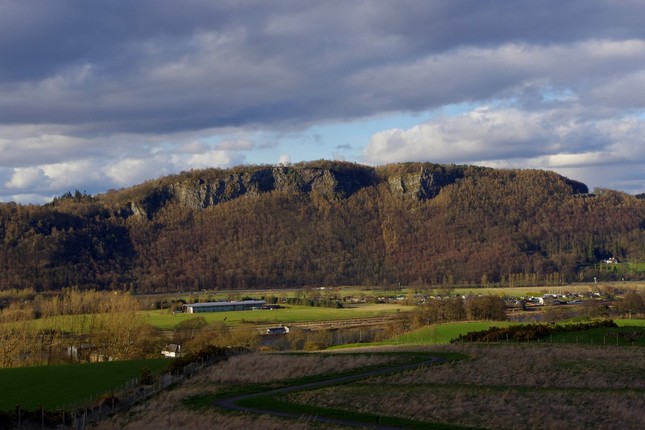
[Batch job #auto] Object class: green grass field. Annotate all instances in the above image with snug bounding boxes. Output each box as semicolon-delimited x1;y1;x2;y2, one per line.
615;318;645;327
330;319;645;349
546;326;645;346
145;303;413;329
0;359;168;411
387;321;517;345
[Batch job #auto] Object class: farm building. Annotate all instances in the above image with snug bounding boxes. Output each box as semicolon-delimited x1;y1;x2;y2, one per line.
161;343;182;358
265;325;290;335
182;300;266;313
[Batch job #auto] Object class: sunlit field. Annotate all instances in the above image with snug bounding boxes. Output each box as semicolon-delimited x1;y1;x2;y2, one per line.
145;303;413;329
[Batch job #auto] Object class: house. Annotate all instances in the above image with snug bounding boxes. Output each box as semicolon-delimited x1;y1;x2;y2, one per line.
161;344;182;358
182;300;266;313
89;352;115;362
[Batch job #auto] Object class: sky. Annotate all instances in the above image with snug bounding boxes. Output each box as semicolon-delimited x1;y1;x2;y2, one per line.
2;0;645;203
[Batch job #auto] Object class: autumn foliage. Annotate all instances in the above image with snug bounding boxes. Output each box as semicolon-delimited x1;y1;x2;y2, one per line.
1;161;644;293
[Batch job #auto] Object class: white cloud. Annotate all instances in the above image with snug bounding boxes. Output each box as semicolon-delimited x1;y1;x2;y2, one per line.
5;167;50;189
184;150;244;169
364;107;557;164
104;157;172;187
278;154;291;165
364;106;645;194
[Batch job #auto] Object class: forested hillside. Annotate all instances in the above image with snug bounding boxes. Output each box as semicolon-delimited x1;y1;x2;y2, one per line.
1;161;644;292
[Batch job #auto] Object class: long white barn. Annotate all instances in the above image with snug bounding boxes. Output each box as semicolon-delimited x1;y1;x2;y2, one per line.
182;300;266;313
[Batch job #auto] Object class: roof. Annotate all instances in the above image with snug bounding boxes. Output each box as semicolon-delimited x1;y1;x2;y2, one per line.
184;300;266;308
162;343;181;353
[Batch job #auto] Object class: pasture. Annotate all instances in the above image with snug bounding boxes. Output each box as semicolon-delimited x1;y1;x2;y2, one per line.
0;359;168;411
145;303;413;329
388;321;517;345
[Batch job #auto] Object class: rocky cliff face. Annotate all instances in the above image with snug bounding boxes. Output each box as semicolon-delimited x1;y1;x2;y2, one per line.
387;167;463;200
124;164;383;218
121;162;589;219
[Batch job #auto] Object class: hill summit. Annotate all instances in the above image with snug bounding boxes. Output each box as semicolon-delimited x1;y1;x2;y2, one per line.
1;161;643;292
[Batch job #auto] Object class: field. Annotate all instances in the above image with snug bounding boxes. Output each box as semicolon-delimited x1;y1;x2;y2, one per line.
388;321;516;345
616;318;645;326
328;319;645;349
145;303;412;329
0;359;168;411
93;345;645;430
449;282;645;297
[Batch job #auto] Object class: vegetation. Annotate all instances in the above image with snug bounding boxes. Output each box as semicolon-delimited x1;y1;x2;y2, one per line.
1;162;644;293
92;346;645;430
145;303;409;329
450;319;619;343
0;358;167;411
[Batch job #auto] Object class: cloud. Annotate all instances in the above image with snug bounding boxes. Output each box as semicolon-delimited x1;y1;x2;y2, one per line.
183;150;245;170
216;139;254;151
5;167;50;190
2;1;645;200
363;106;645;193
278;154;291;165
3;3;645;135
364;107;562;164
176;140;211;154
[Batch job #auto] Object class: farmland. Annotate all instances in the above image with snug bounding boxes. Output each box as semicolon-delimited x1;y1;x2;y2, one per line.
0;359;168;411
145;303;413;330
0;282;643;428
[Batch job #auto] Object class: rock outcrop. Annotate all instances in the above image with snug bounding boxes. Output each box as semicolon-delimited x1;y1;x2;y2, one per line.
387;167;463;200
123;164;381;218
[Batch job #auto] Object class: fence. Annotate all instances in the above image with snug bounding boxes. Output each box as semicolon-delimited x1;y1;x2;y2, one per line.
6;351;233;429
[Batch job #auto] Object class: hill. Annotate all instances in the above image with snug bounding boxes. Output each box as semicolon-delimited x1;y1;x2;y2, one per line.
1;161;644;292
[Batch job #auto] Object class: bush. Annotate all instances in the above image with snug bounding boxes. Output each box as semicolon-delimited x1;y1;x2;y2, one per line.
451;320;618;343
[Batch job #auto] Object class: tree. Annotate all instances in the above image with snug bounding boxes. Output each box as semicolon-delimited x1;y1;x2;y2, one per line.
613;292;645;317
466;295;507;321
95;293;153;360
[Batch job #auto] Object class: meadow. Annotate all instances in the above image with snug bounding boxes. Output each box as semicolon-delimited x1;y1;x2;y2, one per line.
0;359;168;411
144;303;412;329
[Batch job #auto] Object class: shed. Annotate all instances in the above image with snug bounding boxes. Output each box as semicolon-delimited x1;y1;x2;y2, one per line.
161;344;182;358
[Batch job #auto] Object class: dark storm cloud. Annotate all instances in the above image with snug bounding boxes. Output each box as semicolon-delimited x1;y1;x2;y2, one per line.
1;0;644;135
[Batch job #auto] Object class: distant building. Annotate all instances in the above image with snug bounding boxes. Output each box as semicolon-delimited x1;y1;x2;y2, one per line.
182;300;266;313
161;344;182;358
265;325;290;335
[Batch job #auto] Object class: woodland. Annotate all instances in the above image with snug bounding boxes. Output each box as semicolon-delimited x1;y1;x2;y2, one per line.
1;161;644;293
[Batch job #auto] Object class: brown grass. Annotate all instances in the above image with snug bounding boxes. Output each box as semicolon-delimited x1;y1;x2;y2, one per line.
289;344;645;430
92;352;394;429
93;346;645;430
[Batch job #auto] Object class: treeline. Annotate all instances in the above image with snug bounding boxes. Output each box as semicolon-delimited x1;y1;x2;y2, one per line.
0;289;154;368
1;161;644;293
398;295;507;334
